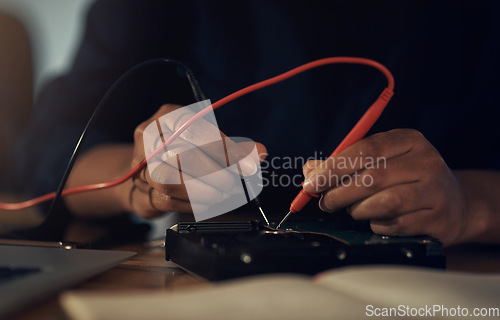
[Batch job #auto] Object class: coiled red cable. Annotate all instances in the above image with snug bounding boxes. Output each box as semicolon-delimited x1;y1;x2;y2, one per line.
0;57;394;211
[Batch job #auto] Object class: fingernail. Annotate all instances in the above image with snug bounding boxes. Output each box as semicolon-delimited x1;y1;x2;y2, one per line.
303;179;313;190
306;161;318;170
319;196;335;213
240;158;258;176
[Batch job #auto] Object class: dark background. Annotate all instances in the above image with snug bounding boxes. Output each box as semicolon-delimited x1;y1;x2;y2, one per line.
1;0;498;218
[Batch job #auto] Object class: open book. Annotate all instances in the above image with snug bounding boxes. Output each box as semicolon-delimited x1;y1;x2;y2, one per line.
61;266;500;320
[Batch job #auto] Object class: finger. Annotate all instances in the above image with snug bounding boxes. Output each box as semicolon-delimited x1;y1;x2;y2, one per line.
253;142;267;163
135;104;236;194
129;186;193;218
318;153;423;212
149;188;193;214
146;130;255;189
138;105;264;182
133;104;183;165
132;168;153;193
132;181;223;219
348;181;434;220
304;129;426;193
150;136;263;185
233;140;267;163
191;137;260;177
161;175;232;204
138;145;241;203
147;135;238;183
204;136;260;177
155;107;260;177
140;106;229;179
303;160;325;177
147;159;239;195
136;105;264;197
129;187;164;219
369;209;431;237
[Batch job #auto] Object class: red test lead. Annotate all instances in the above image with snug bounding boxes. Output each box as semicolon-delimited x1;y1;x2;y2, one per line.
277;73;394;229
0;57;394;220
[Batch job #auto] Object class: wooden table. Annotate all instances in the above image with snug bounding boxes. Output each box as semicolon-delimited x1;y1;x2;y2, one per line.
10;242;207;320
2;202;498;320
9;239;500;320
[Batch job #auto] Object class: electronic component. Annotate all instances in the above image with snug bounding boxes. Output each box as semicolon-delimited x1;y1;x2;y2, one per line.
165;220;445;281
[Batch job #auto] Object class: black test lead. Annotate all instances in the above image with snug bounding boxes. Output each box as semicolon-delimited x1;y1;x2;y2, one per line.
243;176;269;226
258;204;269;226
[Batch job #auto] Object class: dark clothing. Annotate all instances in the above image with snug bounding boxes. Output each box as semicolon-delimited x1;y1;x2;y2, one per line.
9;0;500;214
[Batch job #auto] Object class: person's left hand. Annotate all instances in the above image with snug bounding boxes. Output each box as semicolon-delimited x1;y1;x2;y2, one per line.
302;129;468;246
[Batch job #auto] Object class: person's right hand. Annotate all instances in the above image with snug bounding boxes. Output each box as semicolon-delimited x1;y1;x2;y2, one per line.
118;104;266;219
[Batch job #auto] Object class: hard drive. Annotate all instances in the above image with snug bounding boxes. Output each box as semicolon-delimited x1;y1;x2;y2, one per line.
165;220;445;281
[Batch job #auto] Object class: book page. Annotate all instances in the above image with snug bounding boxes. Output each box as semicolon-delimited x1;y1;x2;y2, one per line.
61;274;367;320
62;266;500;320
315;266;500;318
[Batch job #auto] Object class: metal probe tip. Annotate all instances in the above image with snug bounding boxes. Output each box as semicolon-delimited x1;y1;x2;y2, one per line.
276;211;293;229
258;206;270;226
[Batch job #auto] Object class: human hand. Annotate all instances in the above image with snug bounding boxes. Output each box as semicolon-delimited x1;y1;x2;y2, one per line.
119;104;266;219
302;129;468;246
